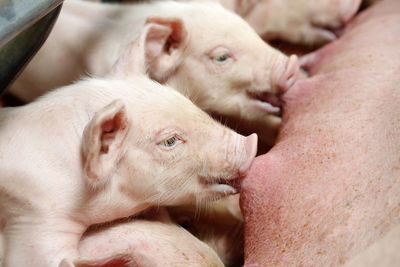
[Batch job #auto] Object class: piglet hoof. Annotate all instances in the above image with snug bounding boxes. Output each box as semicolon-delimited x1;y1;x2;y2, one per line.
278;55;299;93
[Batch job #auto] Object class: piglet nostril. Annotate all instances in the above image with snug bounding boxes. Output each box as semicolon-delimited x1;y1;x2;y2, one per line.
239;133;258;178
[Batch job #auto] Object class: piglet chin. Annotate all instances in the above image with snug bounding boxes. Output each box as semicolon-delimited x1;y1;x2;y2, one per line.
199;182;239;202
208;184;238;197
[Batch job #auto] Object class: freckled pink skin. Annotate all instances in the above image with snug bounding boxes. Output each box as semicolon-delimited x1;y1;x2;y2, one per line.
240;0;400;266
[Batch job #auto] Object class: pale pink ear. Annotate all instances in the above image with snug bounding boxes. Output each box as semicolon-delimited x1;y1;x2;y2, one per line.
73;254;137;267
107;30;149;77
71;252;156;267
82;99;130;185
145;17;188;81
108;17;188;80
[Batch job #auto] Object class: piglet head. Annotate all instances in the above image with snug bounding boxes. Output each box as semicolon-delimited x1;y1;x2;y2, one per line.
122;2;299;125
142;3;299;123
236;0;361;46
115;91;258;206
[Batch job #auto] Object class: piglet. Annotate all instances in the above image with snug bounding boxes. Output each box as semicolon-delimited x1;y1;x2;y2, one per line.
0;35;257;266
240;0;400;265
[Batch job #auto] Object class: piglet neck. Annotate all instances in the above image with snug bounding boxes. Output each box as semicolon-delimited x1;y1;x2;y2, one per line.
77;188;151;227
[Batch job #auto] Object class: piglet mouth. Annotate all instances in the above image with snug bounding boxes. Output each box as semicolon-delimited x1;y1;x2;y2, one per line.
311;23;346;43
246;90;282;115
201;177;240;198
314;26;339;43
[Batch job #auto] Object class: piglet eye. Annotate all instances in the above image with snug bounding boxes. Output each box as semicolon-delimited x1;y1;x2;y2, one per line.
214;53;230;62
162;135;180;147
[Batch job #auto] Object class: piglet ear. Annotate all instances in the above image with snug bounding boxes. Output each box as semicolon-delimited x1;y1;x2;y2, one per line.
107;30;149;77
82;99;130;186
73;254;137;267
144;17;188;81
108;17;188;80
59;255;138;267
69;252;155;267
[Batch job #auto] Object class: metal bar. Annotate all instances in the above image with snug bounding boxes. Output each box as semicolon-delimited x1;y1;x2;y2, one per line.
0;0;63;94
0;0;63;48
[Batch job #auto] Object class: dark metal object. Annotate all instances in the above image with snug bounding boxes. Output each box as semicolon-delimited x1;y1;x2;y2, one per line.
0;0;63;94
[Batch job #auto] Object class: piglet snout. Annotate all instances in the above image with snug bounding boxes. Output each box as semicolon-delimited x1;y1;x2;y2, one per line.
340;0;362;23
277;55;299;92
239;133;258;177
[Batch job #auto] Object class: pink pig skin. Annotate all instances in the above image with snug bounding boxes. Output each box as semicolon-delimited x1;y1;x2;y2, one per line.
240;0;400;266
